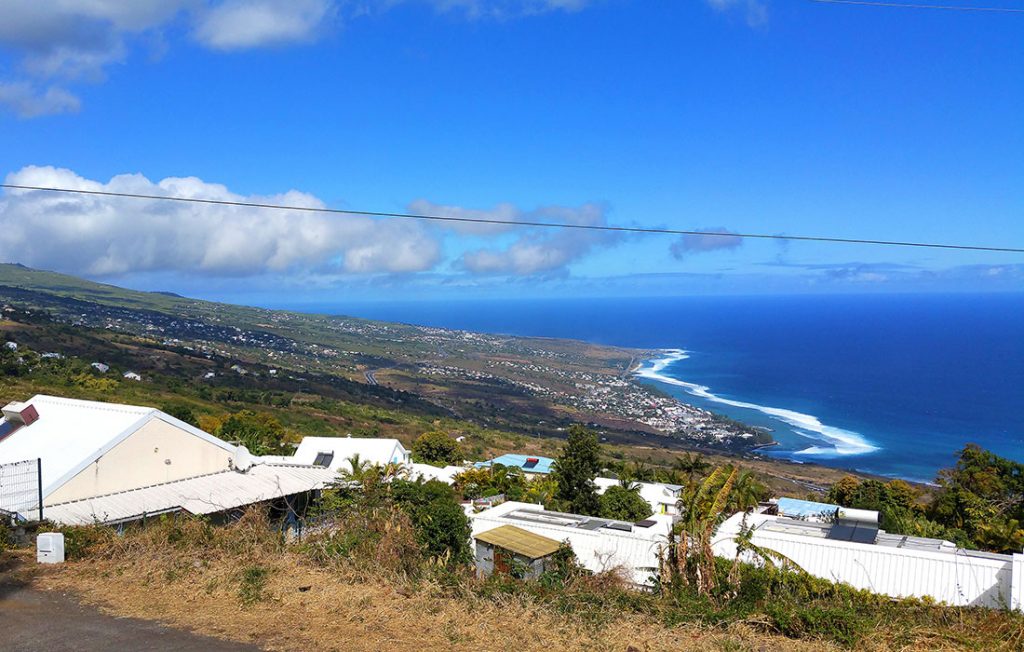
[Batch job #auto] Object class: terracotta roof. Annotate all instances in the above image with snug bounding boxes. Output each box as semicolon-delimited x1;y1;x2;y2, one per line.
475;524;562;559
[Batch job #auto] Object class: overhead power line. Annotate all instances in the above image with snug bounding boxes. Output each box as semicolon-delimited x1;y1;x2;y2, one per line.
2;183;1022;254
810;0;1024;13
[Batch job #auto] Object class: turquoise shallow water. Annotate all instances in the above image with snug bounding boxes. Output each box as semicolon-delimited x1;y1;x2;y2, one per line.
278;293;1024;482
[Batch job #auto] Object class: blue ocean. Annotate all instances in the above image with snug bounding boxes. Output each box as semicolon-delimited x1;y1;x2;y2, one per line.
281;294;1024;482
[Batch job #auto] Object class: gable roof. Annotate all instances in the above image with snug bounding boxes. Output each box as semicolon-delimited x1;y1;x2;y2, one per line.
0;395;237;499
475;524;562;559
290;436;409;472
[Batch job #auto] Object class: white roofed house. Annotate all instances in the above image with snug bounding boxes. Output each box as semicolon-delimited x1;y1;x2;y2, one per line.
471;501;673;587
272;435;412;474
594;477;683;519
0;395;336;526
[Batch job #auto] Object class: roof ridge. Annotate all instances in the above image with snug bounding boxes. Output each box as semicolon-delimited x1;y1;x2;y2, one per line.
29;394;155;414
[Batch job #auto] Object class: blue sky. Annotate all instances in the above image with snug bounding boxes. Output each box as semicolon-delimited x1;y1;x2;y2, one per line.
1;0;1022;303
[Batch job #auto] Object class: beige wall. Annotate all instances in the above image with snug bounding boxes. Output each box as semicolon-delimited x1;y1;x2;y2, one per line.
46;418;234;505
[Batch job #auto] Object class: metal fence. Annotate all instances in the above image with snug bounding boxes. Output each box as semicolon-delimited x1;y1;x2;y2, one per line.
0;458;42;522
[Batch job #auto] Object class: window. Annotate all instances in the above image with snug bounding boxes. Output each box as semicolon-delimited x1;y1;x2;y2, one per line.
312;452;334;467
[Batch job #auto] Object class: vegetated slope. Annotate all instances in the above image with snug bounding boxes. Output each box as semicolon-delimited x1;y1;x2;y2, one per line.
0;263;769;451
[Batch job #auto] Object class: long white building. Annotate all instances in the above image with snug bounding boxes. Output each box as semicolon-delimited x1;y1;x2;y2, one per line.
713;502;1024;611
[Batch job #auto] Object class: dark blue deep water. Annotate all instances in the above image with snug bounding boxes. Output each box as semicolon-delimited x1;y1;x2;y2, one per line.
280;294;1024;482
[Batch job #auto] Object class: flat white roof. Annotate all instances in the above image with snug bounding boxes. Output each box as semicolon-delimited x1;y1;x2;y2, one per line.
0;395;237;498
44;464;338;525
594;477;681;507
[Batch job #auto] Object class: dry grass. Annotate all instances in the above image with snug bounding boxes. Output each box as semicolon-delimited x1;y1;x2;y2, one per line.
37;553;834;652
27;513;1023;652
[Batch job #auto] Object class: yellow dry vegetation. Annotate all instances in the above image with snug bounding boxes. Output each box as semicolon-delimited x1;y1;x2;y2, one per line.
37;554;834;652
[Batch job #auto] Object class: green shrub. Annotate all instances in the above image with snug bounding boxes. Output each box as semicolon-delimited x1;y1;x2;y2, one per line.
411;431;463;466
238;565;269;606
598;484;652;521
57;524;116;560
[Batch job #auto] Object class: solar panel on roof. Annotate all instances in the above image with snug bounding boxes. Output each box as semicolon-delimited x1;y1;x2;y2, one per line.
826;521;878;545
603;522;633;533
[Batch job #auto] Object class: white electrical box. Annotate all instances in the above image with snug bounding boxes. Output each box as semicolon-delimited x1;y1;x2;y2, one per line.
37;532;65;564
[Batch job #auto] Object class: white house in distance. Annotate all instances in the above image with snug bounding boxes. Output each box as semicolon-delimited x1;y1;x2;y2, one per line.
267;435;411;474
713;499;1024;612
471;501;672;586
0;395;336;525
594;477;682;519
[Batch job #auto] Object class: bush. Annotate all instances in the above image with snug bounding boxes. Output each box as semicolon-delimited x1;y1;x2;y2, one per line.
411;431;463;466
217;411;290;455
160;403;201;428
57;524;116;560
598;485;652;521
238;565;269;606
391;479;471;565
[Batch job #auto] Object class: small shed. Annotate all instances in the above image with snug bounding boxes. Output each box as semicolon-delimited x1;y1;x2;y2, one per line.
475;524;562;579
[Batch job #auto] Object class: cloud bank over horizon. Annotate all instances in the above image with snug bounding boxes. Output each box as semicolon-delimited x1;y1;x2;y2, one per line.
0;166;441;276
0;166;622;280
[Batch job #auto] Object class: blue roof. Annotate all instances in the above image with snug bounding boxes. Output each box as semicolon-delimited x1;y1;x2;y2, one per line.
474;454;556;474
777;497;839;519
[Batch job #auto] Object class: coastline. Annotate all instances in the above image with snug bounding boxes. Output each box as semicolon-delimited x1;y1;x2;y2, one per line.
631;348;889;475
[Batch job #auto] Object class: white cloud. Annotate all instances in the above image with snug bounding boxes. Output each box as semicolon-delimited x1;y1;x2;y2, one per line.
0;1;337;116
421;0;591;19
0;166;440;276
0;82;81;118
705;0;767;27
670;227;744;259
0;2;189;80
407;199;525;235
193;0;335;50
456;202;619;275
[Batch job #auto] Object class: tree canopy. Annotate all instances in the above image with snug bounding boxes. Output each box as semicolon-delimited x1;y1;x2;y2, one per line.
551;424;602;516
599;484;652;521
411;430;463;466
217;410;289;456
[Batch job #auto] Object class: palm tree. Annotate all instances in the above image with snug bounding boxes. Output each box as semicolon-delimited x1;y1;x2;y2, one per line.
727;470;768;514
525;475;558;506
339;453;370;482
674;453;710;484
673;464;739;596
630;460;655;482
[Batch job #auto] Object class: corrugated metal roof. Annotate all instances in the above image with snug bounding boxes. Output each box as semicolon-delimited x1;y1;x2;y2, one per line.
0;395;238;499
474;454;555;474
475;524;562;559
776;497;839;520
44;464;338;525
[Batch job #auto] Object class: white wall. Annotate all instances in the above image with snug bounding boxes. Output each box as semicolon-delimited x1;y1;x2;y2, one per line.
714;513;1016;609
46;418;234;504
1012;554;1024;612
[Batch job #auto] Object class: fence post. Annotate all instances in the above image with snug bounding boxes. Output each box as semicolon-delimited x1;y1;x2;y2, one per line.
1012;553;1024;613
37;457;43;522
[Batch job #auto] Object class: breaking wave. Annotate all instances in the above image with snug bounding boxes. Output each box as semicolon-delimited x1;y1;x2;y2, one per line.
635;349;879;457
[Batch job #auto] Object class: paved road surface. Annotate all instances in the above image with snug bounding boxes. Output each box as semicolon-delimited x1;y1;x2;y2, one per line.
0;557;259;652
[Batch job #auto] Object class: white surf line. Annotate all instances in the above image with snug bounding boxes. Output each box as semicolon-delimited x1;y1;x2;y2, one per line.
635;349;879;457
